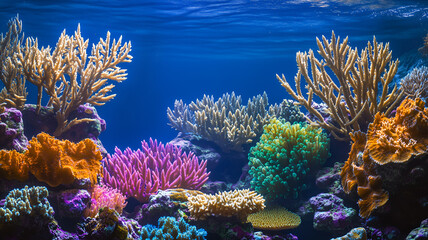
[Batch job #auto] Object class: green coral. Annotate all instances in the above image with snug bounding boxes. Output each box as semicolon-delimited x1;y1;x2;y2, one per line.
249;118;330;201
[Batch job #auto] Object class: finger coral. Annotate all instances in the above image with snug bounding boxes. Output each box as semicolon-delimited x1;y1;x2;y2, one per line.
277;31;403;141
26;132;103;187
103;139;210;202
249;118;330;200
367;98;428;165
187;189;265;222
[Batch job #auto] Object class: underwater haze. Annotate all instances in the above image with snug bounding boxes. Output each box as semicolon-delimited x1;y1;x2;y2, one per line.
1;0;427;152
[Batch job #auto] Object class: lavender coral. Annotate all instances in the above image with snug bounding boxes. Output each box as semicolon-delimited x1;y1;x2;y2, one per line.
103;139;210;202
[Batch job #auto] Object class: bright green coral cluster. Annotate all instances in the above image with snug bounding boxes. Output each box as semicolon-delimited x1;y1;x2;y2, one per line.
248;118;330;201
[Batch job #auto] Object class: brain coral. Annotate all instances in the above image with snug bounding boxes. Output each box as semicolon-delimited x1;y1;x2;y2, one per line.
249;118;330;200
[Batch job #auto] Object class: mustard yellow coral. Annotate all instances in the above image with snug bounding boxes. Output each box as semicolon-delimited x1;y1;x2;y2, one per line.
247;207;301;230
187;189;265;222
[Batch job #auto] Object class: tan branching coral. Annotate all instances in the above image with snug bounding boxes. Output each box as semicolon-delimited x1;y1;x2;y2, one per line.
0;16;27;108
17;24;132;136
168;92;272;151
277;31;403;141
187;189;265;221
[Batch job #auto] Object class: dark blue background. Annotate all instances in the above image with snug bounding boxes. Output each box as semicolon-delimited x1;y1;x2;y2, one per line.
1;0;428;152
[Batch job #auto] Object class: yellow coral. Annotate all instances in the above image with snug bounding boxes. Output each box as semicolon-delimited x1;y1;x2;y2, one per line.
187;189;265;222
26;132;103;187
247;207;301;230
0;149;29;181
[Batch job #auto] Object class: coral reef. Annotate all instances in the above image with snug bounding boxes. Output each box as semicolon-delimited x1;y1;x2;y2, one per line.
400;66;428;101
0;148;29;181
84;185;127;218
26;132;103;187
406;218;428;240
187;189;265;221
248;118;330;200
57;189;91;218
277;31;403;140
103;138;210;202
247;207;301;230
141;216;207;240
0;107;28;152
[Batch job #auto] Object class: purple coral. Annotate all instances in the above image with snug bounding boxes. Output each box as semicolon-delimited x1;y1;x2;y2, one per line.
103;138;210;202
0;107;28;152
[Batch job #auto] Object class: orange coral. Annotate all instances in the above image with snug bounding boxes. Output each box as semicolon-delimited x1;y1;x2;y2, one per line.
340;131;389;218
0;149;29;181
367;98;428;165
26;132;103;187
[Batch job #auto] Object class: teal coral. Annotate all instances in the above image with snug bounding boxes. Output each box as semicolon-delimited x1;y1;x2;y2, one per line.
0;185;54;223
249;118;330;200
141;216;207;240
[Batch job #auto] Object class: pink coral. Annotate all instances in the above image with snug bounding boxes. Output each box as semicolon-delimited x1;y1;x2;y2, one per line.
103;138;210;202
84;185;127;218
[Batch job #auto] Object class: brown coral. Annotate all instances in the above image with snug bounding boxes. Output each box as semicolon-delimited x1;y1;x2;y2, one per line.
340;131;389;218
247;207;301;230
26;132;103;187
367;98;428;165
0;149;29;181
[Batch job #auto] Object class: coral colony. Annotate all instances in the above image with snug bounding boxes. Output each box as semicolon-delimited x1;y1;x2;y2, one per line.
0;15;427;240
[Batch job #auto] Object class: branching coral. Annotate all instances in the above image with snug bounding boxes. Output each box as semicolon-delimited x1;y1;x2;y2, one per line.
400;67;428;101
26;132;103;187
167;92;292;152
103;139;210;202
0;16;27;109
277;31;403;141
187;189;265;222
16;24;132;136
249;118;330;200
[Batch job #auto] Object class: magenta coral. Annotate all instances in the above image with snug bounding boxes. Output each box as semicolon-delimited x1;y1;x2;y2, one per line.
84;185;127;218
103;138;210;202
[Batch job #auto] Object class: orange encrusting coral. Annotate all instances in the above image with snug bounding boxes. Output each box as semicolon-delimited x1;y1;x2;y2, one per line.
26;133;103;187
367;98;428;165
0;149;29;181
340;131;389;218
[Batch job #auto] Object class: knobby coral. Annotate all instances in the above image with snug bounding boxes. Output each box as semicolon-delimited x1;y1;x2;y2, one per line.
367;98;428;165
249;118;330;200
140;216;207;240
340;131;388;219
277;31;403;141
103;139;210;202
187;189;265;222
0;132;103;187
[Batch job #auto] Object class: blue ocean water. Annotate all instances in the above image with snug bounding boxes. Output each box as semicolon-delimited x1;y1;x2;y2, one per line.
1;0;427;152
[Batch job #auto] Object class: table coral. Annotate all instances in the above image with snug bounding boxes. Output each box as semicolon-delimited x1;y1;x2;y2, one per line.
247;207;301;230
248;118;330;200
187;189;265;222
103;138;210;202
26;132;103;187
